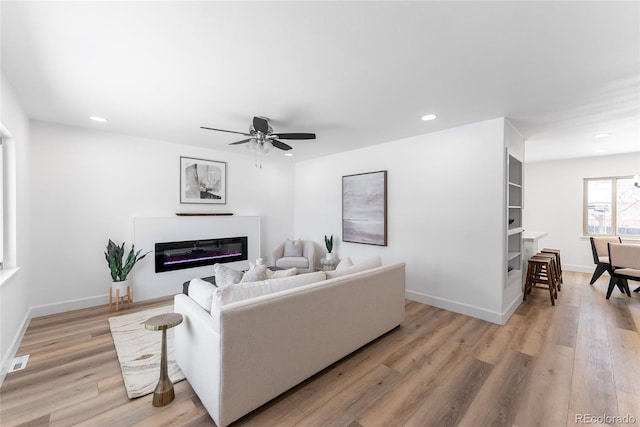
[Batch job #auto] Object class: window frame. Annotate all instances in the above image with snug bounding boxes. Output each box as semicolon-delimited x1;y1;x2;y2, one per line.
583;175;639;237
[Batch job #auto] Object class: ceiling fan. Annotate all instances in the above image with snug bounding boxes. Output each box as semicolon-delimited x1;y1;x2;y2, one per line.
200;116;316;152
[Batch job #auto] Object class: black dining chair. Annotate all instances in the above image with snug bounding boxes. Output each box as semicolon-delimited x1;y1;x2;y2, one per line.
589;236;621;285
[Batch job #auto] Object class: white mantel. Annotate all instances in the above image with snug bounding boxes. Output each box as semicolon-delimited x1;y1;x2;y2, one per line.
132;216;260;301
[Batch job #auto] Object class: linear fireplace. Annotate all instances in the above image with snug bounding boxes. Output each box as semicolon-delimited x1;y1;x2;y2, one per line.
155;236;248;273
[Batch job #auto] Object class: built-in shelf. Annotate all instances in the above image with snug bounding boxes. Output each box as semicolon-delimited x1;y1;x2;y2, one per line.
507;227;523;236
505;152;523;286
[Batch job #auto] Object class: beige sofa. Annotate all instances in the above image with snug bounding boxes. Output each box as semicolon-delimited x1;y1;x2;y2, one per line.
174;262;406;427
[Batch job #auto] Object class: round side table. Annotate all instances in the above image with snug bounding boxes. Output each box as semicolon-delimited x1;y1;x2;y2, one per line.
145;313;183;407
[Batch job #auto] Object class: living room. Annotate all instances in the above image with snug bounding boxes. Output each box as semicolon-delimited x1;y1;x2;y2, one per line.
1;1;639;426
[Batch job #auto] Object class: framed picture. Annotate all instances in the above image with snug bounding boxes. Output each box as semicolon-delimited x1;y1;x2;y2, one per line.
180;157;226;204
342;170;387;246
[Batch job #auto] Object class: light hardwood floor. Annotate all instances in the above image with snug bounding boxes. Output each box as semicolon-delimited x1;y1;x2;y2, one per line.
1;271;639;427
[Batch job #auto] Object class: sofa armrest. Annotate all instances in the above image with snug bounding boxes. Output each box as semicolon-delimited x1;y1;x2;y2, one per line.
303;240;316;270
271;242;285;265
174;294;223;425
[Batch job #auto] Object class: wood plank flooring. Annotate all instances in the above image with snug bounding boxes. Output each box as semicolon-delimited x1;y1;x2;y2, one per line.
1;271;639;427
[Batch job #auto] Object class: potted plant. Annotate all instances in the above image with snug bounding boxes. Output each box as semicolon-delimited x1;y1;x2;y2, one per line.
324;235;335;260
105;239;150;296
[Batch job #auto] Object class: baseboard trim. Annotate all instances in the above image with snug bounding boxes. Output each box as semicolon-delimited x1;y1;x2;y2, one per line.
406;290;512;325
563;264;593;274
28;294;108;318
0;308;31;387
501;293;523;324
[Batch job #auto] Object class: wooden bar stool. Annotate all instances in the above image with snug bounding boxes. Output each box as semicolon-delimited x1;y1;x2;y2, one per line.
524;257;557;306
532;252;561;292
541;248;563;286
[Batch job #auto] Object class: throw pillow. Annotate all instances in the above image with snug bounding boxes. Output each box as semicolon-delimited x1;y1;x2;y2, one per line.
240;264;268;283
214;263;243;287
214;271;327;307
188;278;217;313
283;238;303;257
335;257;353;271
265;267;297;279
326;256;382;279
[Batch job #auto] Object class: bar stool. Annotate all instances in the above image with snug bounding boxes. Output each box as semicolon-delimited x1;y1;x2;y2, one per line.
532;252;561;292
541;248;563;287
524;257;557;306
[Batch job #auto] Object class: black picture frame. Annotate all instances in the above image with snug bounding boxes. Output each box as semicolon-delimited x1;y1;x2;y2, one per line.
342;170;387;246
180;156;227;204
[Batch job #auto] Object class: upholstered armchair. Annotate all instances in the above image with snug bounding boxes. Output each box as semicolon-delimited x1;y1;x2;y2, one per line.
606;242;640;299
589;236;621;285
271;239;317;274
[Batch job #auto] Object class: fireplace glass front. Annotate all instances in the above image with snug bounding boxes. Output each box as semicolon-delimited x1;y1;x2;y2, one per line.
155;236;248;273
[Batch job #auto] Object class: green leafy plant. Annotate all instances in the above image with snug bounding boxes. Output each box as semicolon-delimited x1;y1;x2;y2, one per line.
104;239;150;282
324;235;334;253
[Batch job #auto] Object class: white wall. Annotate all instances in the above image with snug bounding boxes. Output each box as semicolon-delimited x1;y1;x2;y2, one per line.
524;152;640;272
26;121;295;311
0;72;32;380
295;118;509;323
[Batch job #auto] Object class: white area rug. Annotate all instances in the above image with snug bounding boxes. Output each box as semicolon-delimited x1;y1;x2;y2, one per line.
108;305;185;399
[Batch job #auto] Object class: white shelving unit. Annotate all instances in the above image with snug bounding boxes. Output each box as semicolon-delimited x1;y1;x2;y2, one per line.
506;153;523;283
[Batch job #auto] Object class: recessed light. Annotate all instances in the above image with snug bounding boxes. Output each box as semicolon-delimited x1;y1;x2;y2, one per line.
593;133;610;138
284;153;293;157
421;114;437;121
89;116;108;122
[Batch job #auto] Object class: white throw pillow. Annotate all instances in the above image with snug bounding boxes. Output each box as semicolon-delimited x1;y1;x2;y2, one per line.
188;278;217;313
326;256;382;279
265;267;297;279
214;264;243;287
240;265;268;283
213;271;327;307
335;257;353;271
283;238;303;257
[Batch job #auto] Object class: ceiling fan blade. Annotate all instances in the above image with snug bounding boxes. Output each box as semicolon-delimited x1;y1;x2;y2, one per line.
200;126;252;136
271;139;293;151
253;116;269;134
229;138;253;145
273;133;316;140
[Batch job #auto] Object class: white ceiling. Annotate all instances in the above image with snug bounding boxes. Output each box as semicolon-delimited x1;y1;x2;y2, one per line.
1;1;639;163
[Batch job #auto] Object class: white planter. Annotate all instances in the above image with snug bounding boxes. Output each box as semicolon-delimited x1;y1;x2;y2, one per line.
111;280;129;296
326;252;335;261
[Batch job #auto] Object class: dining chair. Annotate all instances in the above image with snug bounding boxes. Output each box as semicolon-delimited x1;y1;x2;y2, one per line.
589;236;621;285
606;242;640;299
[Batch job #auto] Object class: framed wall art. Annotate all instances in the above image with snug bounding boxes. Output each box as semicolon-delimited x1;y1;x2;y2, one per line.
180;156;226;204
342;170;387;246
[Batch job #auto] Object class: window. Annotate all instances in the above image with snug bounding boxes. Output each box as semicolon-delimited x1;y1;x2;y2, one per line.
584;176;640;236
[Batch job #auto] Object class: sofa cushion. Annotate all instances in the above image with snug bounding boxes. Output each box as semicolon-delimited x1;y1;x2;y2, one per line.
275;257;309;269
240;265;268;283
188;278;217;313
265;267;297;279
214;264;243;287
283;238;303;257
326;256;382;279
335;257;353;271
213;271;327;308
616;268;640;278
